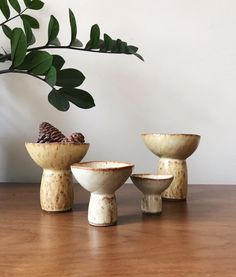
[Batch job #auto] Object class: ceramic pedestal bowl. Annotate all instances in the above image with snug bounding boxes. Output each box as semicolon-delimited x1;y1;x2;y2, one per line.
71;161;134;226
142;134;200;200
25;142;89;212
131;174;173;214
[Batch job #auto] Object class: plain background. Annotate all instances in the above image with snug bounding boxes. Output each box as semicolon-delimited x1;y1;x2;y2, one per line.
0;0;236;184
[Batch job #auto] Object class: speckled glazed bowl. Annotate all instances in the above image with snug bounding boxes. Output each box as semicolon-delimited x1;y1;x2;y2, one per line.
25;142;89;212
142;134;200;200
71;161;134;226
131;174;173;214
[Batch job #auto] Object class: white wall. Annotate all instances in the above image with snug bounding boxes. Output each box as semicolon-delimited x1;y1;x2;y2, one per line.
1;0;236;184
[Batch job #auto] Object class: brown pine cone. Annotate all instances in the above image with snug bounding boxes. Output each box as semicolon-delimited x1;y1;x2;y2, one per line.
62;132;85;144
37;122;66;143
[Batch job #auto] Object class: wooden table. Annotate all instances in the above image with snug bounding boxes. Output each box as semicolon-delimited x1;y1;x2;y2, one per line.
0;183;235;276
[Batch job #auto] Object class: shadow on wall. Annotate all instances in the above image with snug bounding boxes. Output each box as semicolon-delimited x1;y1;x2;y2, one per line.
0;74;49;182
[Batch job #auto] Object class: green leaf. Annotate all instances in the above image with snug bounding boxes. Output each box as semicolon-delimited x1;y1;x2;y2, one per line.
69;9;77;45
86;24;100;49
0;0;10;19
116;39;127;53
59;88;95;109
70;38;83;48
8;0;21;13
48;37;61;46
48;89;70;111
23;0;44;10
45;66;57;86
103;33;114;51
21;15;39;29
56;69;85;88
47;15;59;45
52;55;65;71
0;53;9;62
21;17;35;45
11;28;27;68
18;50;53;75
2;24;12;39
126;45;138;54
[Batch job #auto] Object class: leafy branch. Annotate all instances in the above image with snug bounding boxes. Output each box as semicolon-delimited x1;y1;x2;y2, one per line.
0;0;143;111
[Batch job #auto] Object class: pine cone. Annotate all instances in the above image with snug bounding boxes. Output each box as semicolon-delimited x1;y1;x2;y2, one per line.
62;132;85;144
37;122;65;143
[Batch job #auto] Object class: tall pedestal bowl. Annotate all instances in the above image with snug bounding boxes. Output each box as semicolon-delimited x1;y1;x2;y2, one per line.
142;134;200;200
25;142;89;212
71;161;134;226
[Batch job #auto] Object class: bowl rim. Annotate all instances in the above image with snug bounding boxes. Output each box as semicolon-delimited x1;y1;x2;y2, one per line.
131;173;174;180
71;160;134;171
25;142;90;146
141;133;201;138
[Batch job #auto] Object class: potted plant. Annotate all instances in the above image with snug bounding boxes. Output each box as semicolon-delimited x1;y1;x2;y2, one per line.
0;0;143;111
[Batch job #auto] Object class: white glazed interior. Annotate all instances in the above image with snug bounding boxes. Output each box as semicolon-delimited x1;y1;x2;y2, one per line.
71;161;134;194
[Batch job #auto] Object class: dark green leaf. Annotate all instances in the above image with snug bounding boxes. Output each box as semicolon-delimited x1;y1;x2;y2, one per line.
126;45;138;54
21;17;35;45
21;14;39;29
45;66;57;86
18;50;53;75
103;33;114;51
9;0;21;13
86;24;100;49
52;55;65;71
0;0;10;19
23;0;44;10
11;28;27;68
70;38;83;48
134;52;144;61
116;39;127;53
2;24;12;39
59;88;95;109
47;15;59;45
56;68;85;88
0;53;9;62
48;37;60;46
48;89;70;111
69;9;77;45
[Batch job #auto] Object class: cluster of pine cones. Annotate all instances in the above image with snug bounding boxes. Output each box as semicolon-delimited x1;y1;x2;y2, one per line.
37;122;85;144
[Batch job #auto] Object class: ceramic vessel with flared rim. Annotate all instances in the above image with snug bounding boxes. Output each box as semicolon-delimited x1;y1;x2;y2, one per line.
25;142;89;212
131;174;173;214
71;161;134;227
142;133;200;200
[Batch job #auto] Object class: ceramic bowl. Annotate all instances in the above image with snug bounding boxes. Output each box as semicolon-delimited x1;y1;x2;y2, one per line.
131;174;173;213
25;142;89;212
142;133;200;160
141;133;200;200
71;161;134;226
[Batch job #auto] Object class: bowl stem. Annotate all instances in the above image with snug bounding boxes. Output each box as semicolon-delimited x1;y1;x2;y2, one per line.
40;169;74;212
141;194;162;214
88;193;117;226
158;158;187;200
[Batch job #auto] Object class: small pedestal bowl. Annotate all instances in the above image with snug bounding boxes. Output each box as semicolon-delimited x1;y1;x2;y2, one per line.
142;134;200;200
131;174;173;214
25;142;89;212
71;161;134;226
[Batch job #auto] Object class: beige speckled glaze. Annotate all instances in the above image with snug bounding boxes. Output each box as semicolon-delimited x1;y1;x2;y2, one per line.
131;174;173;214
25;143;89;212
71;161;134;226
142;134;200;200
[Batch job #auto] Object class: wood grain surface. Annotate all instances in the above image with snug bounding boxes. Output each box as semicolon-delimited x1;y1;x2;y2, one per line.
0;183;236;277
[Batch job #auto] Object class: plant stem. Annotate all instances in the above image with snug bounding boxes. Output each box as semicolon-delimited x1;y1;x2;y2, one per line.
0;69;53;89
0;8;28;26
28;45;124;55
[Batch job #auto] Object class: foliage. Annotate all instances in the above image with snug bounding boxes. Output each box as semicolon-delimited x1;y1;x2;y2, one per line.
0;0;143;111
